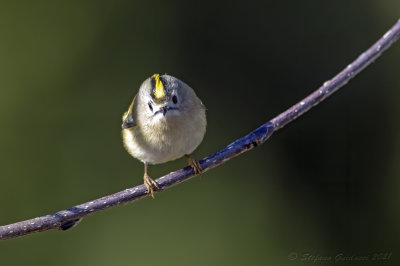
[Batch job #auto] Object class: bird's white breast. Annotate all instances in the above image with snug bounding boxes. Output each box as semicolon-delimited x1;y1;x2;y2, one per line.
122;110;206;164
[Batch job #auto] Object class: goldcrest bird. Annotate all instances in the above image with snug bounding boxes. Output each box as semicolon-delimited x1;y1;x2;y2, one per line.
121;74;207;197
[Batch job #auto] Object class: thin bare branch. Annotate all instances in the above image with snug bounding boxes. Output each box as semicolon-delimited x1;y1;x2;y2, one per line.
1;19;400;240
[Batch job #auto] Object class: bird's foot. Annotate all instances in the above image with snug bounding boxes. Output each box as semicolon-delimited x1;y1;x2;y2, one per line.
186;154;202;174
144;174;159;198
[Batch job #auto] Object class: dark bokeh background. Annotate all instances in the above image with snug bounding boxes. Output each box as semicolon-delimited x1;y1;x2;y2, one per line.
1;1;399;265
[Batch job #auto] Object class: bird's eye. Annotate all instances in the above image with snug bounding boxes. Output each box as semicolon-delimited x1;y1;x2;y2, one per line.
172;95;178;104
148;102;153;111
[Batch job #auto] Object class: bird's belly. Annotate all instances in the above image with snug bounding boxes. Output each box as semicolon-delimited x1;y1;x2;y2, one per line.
122;117;205;164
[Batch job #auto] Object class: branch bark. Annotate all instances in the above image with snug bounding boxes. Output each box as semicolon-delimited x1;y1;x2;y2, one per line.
1;19;400;240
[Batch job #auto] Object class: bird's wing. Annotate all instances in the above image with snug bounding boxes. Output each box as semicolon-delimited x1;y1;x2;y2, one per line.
122;95;137;129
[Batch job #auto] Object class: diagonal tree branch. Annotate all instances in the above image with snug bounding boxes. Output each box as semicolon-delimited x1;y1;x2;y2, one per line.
1;19;400;241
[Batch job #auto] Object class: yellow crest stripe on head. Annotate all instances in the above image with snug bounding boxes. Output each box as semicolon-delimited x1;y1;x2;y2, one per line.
152;74;165;99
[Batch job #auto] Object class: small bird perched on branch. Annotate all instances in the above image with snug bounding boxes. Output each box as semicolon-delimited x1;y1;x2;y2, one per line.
121;74;207;197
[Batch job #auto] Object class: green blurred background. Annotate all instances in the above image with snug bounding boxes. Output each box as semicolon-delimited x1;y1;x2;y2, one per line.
1;0;399;265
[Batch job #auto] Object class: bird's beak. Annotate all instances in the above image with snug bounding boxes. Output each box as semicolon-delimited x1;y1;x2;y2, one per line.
154;106;178;116
122;121;135;129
